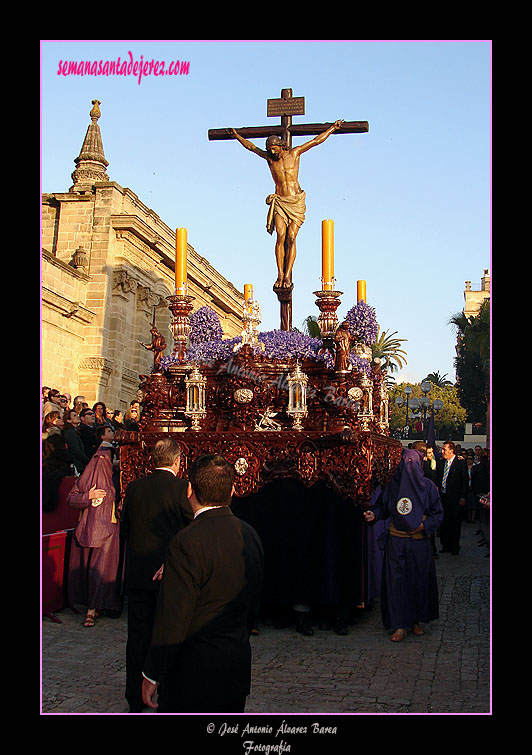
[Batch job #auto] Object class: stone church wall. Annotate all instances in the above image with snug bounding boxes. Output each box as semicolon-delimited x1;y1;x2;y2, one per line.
42;104;243;412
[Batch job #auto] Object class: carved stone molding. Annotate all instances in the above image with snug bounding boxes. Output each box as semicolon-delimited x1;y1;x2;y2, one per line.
137;285;162;313
42;287;96;324
112;269;138;294
79;356;113;374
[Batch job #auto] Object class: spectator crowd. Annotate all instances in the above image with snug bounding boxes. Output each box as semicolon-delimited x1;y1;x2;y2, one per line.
41;386;141;513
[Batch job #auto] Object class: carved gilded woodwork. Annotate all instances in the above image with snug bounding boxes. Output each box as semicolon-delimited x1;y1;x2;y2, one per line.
116;343;401;506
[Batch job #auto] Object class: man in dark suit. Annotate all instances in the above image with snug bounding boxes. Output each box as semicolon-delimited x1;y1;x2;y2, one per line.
437;441;468;555
141;454;264;713
78;407;99;459
120;437;193;712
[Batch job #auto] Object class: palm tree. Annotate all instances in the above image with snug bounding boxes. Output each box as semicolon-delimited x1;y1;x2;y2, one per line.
423;371;453;387
302;315;321;338
301;318;407;386
448;310;471;337
371;327;408;375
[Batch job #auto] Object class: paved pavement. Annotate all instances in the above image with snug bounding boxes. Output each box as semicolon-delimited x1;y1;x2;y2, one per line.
41;520;490;718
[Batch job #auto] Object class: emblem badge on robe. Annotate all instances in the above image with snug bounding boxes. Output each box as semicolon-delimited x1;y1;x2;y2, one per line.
397;497;413;515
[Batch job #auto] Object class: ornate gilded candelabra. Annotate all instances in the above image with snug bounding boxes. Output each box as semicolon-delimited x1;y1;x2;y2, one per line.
314;287;343;355
184;365;207;430
166;293;195;360
287;361;309;430
358;372;374;431
236;293;262;350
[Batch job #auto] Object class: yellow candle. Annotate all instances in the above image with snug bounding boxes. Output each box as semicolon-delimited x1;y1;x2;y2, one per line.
244;283;253;314
175;228;187;294
321;219;334;290
357;280;367;302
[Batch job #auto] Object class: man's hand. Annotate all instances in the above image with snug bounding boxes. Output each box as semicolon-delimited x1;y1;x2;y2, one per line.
142;678;158;710
89;484;107;499
152;564;164;581
333;119;345;130
89;485;106;506
363;510;375;523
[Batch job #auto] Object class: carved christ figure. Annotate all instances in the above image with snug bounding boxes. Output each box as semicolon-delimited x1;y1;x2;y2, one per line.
230;120;344;289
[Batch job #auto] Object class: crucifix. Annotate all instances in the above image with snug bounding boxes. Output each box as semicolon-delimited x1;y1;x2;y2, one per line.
208;88;369;331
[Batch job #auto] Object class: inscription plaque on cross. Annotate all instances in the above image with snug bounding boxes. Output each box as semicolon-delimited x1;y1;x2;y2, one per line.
208;88;369;330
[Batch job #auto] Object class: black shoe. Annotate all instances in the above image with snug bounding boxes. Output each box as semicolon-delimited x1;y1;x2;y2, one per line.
104;608;123;619
296;619;314;636
451;551;459;555
439;548;451;553
334;620;349;636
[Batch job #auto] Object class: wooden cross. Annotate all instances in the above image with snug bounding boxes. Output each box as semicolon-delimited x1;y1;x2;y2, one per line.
208;88;369;330
208;87;369;146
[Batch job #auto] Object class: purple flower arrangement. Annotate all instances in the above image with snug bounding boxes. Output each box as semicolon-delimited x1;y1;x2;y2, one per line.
159;304;374;376
349;353;372;377
344;301;379;346
189;306;224;343
258;330;324;362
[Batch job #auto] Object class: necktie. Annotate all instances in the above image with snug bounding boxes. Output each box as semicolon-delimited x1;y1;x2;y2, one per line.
442;459;451;491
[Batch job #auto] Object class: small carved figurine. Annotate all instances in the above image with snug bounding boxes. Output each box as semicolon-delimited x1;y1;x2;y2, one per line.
141;326;167;371
334;321;352;372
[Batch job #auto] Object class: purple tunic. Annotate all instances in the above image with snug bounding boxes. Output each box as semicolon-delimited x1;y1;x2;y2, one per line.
371;449;443;630
66;447;122;612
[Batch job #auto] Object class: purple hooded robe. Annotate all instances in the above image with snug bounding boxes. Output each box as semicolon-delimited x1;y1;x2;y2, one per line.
66;447;122;612
370;448;443;630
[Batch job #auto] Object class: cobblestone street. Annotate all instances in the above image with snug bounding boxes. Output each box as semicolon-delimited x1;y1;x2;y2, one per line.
41;520;490;719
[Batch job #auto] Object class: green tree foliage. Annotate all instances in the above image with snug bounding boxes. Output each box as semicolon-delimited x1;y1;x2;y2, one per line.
449;300;490;424
423;371;453;387
388;381;467;438
301;315;321;338
371;327;408;374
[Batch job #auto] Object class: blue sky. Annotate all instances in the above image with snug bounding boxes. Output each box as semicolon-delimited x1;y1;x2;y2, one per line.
41;40;491;384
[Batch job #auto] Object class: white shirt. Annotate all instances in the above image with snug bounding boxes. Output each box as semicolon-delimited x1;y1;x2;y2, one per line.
442;455;454;492
155;466;177;476
193;505;224;519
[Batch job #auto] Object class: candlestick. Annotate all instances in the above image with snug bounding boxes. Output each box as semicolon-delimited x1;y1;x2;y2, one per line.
357;280;366;302
244;283;253;313
166;293;194;361
175;228;187;294
321;219;334;291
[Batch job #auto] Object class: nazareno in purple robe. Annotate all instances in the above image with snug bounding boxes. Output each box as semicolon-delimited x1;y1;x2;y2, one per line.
66;447;122;612
370;448;443;630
